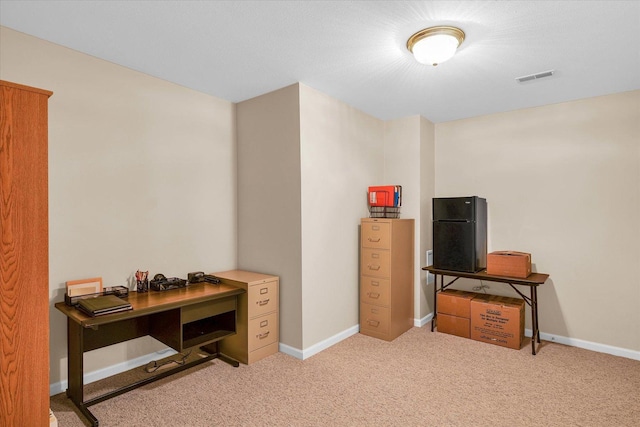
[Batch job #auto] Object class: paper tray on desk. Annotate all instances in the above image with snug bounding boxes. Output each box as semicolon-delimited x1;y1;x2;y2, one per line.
65;286;129;306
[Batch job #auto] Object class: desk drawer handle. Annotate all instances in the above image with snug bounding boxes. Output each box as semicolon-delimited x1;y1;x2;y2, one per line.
368;237;381;242
367;320;380;327
257;331;270;339
368;292;380;299
257;299;270;306
368;264;381;271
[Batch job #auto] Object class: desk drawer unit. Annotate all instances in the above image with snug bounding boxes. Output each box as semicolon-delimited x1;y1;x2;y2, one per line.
249;280;278;318
360;218;414;341
248;311;278;349
214;270;280;364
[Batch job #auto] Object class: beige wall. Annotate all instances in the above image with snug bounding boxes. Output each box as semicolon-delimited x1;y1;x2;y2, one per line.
0;27;237;385
382;116;423;319
299;84;384;347
436;91;640;351
419;117;436;319
382;116;436;322
237;83;385;351
236;84;303;348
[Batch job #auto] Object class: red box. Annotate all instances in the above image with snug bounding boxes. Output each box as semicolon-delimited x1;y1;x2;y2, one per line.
368;186;399;207
470;294;524;350
486;251;531;278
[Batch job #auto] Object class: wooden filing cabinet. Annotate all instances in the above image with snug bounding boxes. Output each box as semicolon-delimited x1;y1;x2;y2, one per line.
213;270;279;364
360;218;414;341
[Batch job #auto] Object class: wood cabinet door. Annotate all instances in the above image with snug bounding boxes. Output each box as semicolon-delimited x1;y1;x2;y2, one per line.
0;81;52;427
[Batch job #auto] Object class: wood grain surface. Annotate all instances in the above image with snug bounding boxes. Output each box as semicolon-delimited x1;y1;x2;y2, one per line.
0;80;52;427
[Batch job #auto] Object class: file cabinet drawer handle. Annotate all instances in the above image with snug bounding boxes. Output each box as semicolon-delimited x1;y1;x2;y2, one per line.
367;320;380;327
368;264;381;271
368;237;381;242
257;299;270;306
367;292;380;299
257;331;270;339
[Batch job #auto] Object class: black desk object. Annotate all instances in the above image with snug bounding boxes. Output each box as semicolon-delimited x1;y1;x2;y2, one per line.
55;283;244;427
422;265;549;355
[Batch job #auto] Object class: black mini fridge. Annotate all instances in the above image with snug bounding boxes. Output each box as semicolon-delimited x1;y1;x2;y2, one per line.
432;196;487;272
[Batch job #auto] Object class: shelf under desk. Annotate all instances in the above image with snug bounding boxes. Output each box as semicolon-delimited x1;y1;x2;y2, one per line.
55;283;245;427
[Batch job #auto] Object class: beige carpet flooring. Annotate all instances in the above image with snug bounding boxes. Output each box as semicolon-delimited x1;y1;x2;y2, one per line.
50;327;640;426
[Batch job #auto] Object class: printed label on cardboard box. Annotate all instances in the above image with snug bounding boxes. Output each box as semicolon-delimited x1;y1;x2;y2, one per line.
470;295;524;350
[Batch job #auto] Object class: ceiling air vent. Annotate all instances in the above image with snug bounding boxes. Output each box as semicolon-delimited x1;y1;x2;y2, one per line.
516;70;555;83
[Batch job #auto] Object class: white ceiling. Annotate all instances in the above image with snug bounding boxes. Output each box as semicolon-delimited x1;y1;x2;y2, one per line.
1;1;639;123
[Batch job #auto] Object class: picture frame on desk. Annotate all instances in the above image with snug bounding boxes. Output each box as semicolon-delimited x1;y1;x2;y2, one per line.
66;277;103;297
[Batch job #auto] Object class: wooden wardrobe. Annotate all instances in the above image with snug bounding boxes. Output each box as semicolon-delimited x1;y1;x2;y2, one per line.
0;80;52;426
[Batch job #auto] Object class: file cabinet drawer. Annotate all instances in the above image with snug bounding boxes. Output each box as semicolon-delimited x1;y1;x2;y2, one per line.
249;280;278;318
360;303;390;335
248;312;278;349
361;248;390;278
360;276;390;306
362;221;390;249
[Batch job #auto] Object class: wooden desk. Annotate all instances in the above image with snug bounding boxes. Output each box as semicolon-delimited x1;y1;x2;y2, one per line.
422;266;549;355
55;283;244;427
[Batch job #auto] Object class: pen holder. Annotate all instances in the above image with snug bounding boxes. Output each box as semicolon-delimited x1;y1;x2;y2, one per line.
137;279;149;293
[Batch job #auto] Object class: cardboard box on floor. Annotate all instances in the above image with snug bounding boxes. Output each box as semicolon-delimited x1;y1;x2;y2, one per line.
437;289;477;318
470;294;525;350
436;289;478;338
437;313;471;338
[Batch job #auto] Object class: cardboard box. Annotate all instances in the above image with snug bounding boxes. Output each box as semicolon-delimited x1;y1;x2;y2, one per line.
437;313;470;338
486;251;531;278
437;289;477;318
470;294;525;350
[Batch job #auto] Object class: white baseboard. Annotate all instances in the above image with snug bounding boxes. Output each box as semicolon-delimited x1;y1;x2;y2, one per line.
524;328;640;361
279;325;360;360
49;347;177;396
415;313;434;328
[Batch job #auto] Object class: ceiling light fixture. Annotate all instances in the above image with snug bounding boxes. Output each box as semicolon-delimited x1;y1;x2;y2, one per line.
407;26;465;66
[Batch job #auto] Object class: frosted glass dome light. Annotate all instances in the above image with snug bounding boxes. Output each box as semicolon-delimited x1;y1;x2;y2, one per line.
407;26;465;66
